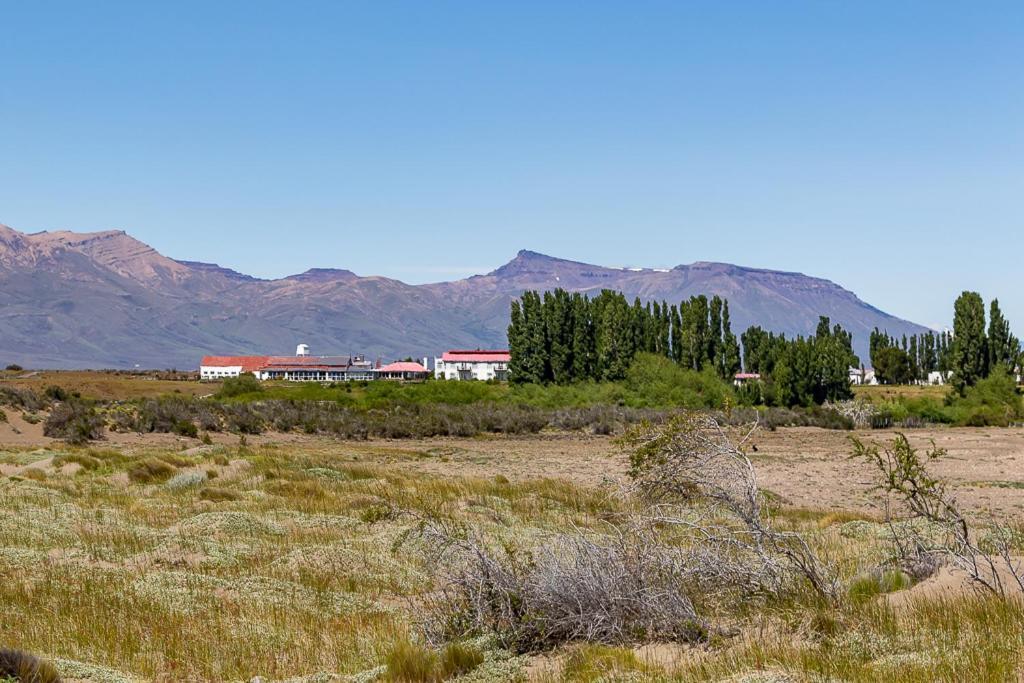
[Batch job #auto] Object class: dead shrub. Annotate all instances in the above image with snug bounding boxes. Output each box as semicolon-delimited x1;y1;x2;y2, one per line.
853;433;1024;595
414;518;705;653
0;386;47;411
623;413;838;601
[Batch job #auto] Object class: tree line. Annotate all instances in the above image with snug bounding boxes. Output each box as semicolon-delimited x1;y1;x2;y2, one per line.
508;289;859;407
869;294;1021;392
508;288;1020;405
948;293;1021;395
869;329;953;385
738;318;859;406
507;289;741;385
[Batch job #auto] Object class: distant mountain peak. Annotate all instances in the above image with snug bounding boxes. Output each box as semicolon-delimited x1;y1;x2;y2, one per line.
176;260;260;281
0;223;930;368
285;268;359;282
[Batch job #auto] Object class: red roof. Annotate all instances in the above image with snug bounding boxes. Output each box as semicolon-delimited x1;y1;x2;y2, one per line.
441;350;510;363
200;356;269;373
734;373;762;380
378;361;428;373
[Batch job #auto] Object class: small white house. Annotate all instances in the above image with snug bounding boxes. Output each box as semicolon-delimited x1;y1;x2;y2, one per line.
926;371;947;386
849;367;878;386
434;350;510;381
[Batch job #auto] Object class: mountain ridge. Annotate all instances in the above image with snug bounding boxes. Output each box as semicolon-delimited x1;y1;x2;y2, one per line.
0;223;930;369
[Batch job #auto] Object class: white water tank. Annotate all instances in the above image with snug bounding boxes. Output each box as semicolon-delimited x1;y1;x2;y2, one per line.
296;343;311;357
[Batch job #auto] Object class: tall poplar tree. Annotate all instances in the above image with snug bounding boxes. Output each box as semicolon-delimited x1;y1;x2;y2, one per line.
951;291;988;394
719;300;742;380
988;299;1020;371
570;293;595;381
544;289;574;384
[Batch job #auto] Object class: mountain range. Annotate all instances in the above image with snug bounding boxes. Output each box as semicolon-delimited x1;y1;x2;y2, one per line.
0;223;930;369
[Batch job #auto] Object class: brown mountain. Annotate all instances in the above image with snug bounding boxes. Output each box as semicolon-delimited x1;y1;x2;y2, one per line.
0;224;929;369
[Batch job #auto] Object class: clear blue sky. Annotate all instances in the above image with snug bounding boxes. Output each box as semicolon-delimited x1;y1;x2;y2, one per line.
1;2;1021;332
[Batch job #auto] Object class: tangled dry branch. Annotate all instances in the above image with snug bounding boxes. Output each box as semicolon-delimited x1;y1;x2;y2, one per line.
412;517;706;652
623;413;839;602
852;433;1024;596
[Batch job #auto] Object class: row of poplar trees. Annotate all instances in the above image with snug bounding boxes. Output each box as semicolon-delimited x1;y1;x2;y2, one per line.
867;294;1020;392
869;329;953;385
948;293;1021;395
507;289;741;384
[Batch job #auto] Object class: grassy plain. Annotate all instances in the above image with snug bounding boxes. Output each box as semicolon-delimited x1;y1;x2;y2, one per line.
0;370;218;400
2;421;1024;681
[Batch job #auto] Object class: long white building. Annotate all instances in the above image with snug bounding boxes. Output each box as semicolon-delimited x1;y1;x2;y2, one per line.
434;350;510;381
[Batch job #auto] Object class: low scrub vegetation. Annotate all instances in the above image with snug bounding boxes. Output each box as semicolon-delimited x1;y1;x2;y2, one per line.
3;354;1020;447
42;399;105;445
860;369;1023;428
4;416;1024;681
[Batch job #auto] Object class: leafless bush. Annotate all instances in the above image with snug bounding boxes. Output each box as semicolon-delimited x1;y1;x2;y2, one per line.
852;433;1024;596
825;399;878;428
623;413;839;601
413;517;706;653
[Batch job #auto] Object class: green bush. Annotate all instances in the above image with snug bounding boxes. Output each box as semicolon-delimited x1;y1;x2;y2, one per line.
948;368;1023;426
439;641;485;678
383;640;440;682
848;570;913;603
380;640;484;682
215;373;264;399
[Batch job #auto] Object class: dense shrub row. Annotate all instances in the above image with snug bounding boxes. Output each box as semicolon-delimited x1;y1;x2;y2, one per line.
3;357;1018;445
4;384;858;444
866;369;1023;428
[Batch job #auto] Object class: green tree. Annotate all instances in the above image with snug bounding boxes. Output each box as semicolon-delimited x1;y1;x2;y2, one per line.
507;299;527;383
951;291;988;395
874;346;912;385
988;299;1020;371
719;300;741;380
543;289;574;384
595;292;634;381
669;304;682;365
509;291;548;384
570;293;595;381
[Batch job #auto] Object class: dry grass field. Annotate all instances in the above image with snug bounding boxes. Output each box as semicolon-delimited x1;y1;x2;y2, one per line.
852;384;949;403
0;370;218;400
3;414;1024;681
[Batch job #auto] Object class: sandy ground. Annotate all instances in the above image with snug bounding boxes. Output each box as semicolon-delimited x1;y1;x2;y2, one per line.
327;426;1024;518
4;407;1024;518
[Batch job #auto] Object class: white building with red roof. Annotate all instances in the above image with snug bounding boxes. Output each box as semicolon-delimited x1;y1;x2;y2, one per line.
200;355;270;380
434;350;510;381
200;343;376;382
